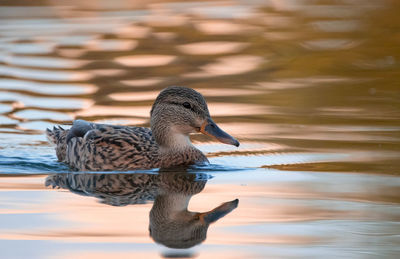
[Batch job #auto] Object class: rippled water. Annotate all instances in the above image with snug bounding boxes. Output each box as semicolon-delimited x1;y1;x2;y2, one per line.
1;0;400;258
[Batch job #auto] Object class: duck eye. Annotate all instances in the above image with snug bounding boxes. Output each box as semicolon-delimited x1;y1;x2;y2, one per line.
182;102;192;109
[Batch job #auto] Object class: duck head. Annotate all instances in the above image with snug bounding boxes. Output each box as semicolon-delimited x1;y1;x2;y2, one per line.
150;86;240;149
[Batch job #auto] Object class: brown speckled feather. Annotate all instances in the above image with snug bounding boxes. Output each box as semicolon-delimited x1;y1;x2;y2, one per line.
47;122;160;170
46;126;68;161
46;120;207;171
73;124;160;170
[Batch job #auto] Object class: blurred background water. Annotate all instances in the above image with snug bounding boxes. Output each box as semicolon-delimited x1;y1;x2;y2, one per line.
0;0;399;258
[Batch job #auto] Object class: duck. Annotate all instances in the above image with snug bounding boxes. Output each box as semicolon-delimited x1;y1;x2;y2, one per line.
46;86;239;171
45;171;239;248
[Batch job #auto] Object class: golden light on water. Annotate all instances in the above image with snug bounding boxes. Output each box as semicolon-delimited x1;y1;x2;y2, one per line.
115;55;177;67
1;0;400;258
74;105;150;118
183;55;265;78
177;41;249;55
120;78;165;87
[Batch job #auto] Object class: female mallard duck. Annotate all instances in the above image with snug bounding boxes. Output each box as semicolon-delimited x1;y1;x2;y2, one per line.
46;86;239;171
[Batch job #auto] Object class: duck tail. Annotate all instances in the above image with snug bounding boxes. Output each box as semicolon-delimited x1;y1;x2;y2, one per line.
46;126;69;162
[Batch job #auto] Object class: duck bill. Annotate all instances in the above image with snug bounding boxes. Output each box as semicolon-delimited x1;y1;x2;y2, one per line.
199;119;240;147
201;199;239;224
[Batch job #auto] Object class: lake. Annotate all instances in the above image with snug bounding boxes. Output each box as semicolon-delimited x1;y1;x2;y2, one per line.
0;0;399;258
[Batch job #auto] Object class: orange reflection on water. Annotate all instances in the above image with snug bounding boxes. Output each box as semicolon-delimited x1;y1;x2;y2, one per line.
89;69;126;77
109;91;159;102
86;39;138;51
208;230;324;246
184;55;265;78
57;49;87;58
0;176;44;191
253;76;350;90
197;141;285;155
120;78;165;87
52;249;293;259
58;252;162;259
310;20;361;32
0;65;93;82
208;123;270;139
74;105;150;118
0;79;98;95
109;88;263;102
301;39;360;50
177;41;249;55
0;186;152;243
194;184;362;224
207;102;269;116
114;24;151;39
198;88;264;97
262;14;294;28
144;11;188;27
94;118;147;126
152;32;177;41
194;20;261;35
115;55;176;67
264;31;299;41
0;55;89;69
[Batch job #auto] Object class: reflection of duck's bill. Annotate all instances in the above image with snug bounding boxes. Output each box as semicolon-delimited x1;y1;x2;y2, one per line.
201;198;239;224
199;119;240;147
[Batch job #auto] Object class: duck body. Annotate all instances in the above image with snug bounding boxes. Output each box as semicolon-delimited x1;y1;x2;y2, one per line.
47;121;207;170
46;86;239;171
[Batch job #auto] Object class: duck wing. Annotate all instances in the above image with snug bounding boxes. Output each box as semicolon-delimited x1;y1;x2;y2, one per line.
64;120;160;171
66;119;95;142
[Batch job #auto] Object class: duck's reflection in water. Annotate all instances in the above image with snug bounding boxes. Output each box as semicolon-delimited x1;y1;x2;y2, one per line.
45;171;238;249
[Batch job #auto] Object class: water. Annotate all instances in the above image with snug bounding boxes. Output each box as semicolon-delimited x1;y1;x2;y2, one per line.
0;0;400;258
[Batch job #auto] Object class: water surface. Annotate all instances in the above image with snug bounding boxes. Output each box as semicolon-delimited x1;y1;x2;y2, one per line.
0;0;399;258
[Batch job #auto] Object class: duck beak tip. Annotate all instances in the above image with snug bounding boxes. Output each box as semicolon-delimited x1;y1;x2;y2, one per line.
200;119;240;147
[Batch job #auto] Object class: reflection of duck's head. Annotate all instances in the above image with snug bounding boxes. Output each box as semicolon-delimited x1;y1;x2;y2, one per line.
150;86;240;149
149;173;238;249
150;198;238;249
